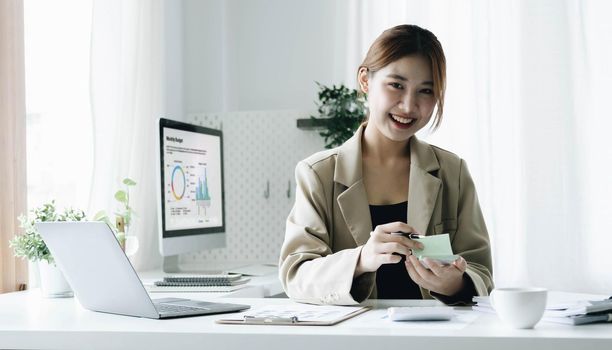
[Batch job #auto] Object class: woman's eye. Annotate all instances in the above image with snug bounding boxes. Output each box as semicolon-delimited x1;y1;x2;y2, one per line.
420;88;434;95
389;82;403;89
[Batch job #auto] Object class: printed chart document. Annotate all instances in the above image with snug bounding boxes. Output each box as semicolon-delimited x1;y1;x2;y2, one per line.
216;303;370;325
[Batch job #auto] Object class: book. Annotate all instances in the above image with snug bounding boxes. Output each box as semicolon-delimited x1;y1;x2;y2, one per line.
162;273;243;283
216;303;371;326
154;274;249;287
542;312;612;325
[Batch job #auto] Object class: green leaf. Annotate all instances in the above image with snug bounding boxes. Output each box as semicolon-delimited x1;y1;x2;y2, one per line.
123;212;132;226
115;190;127;203
123;178;137;186
310;82;366;149
58;207;86;221
10;201;84;263
92;210;108;221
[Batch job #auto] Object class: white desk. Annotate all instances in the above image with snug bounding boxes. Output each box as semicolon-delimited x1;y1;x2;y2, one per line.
137;267;285;298
1;290;610;350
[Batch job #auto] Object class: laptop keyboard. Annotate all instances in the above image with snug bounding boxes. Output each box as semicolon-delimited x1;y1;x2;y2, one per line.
156;303;209;314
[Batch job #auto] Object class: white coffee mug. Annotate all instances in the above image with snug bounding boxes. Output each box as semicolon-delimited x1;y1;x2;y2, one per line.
490;287;547;329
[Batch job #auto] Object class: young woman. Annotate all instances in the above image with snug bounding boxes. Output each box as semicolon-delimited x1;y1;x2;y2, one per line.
279;24;492;305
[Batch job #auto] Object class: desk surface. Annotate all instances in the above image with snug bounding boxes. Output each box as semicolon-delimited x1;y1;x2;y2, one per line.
137;266;285;298
1;290;611;350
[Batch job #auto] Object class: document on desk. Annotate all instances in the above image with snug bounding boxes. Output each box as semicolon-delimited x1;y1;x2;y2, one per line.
216;303;371;326
474;295;612;325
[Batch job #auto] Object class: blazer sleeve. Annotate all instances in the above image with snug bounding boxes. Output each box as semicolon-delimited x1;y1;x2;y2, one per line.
452;159;494;298
278;161;370;305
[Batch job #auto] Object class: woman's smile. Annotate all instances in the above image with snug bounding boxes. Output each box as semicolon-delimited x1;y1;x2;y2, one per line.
389;113;416;129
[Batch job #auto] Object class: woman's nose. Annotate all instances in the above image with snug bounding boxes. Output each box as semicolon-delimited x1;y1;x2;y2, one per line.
399;92;417;112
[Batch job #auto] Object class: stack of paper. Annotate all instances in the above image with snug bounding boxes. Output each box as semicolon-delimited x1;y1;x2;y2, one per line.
143;273;251;293
541;299;612;325
472;296;612;325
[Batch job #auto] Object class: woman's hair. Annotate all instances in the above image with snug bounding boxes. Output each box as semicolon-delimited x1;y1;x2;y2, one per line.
358;24;446;130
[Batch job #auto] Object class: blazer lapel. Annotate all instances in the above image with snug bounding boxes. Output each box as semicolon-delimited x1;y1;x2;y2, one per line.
407;136;442;235
335;126;372;246
337;181;372;246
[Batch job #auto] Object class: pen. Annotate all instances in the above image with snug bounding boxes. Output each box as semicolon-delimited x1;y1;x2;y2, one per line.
243;315;299;324
391;232;422;239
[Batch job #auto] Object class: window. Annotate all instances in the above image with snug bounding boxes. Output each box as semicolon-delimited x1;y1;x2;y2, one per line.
24;0;94;211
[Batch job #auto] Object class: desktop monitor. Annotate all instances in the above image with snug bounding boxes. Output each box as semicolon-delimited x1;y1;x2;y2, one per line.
157;117;225;272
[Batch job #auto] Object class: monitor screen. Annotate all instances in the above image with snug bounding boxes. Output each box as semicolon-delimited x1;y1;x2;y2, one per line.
158;118;225;239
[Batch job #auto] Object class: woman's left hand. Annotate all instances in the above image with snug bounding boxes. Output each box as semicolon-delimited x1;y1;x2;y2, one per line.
405;255;467;296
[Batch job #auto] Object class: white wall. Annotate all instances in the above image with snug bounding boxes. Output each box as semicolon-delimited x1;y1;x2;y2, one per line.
183;0;226;114
162;0;338;266
163;0;184;119
184;111;325;265
166;0;348;116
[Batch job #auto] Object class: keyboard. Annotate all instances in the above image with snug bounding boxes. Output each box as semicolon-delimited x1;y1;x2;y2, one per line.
155;303;208;314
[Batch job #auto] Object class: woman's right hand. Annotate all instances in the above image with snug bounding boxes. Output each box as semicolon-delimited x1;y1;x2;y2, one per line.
355;222;424;277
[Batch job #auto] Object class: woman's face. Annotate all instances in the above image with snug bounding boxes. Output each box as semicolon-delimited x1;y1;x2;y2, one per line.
359;55;437;142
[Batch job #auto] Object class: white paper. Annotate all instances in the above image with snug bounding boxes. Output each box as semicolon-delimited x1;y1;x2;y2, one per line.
242;304;365;322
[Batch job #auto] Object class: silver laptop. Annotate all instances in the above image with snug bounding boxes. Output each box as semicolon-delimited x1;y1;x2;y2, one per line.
36;221;250;319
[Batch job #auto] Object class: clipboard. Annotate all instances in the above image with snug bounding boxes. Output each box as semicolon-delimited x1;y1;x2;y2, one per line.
216;304;371;326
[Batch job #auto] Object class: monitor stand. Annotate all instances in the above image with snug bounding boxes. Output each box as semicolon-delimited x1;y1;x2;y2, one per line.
162;255;223;274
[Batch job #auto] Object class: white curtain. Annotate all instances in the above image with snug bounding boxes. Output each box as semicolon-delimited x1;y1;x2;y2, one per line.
343;0;612;294
88;0;164;270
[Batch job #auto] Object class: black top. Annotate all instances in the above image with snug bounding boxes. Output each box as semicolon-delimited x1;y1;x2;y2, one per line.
369;201;422;299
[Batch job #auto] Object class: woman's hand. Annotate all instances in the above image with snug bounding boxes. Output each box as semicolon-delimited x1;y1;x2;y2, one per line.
405;255;468;296
355;222;424;277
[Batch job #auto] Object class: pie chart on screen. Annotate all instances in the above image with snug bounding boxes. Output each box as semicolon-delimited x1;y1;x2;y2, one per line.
171;165;186;200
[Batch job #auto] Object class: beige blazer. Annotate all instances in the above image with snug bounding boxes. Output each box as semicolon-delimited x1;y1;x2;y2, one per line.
279;125;493;305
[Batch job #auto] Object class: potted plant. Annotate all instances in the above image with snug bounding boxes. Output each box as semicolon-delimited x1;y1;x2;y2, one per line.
310;82;367;149
93;178;138;255
9;201;86;298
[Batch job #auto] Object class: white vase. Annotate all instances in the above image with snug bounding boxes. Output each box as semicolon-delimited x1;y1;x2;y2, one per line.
124;235;139;257
38;261;74;298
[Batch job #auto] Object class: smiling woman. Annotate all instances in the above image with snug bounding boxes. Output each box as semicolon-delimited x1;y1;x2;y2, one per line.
343;1;612;294
279;24;492;306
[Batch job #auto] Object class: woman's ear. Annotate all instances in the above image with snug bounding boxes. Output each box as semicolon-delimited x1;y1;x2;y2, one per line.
358;67;369;93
